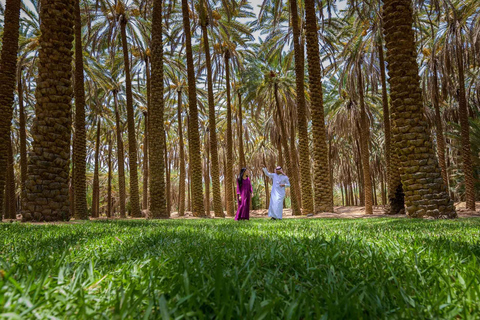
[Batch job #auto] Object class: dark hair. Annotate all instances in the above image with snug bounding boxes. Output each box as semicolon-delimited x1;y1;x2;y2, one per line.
237;168;247;188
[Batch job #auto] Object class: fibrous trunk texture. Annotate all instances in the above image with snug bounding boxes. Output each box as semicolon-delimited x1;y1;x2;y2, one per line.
22;0;75;222
201;18;223;217
177;90;186;216
181;0;205;216
304;0;333;213
289;0;314;215
382;0;456;218
149;0;167;218
92;119;101;218
114;91;127;218
225;51;235;217
18;70;27;208
0;0;21;221
73;0;88;220
120;16;141;217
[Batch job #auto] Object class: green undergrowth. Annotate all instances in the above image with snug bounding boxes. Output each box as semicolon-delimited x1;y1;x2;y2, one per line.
1;218;480;319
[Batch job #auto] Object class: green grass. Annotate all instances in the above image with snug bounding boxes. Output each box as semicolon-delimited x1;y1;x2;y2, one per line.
1;218;480;319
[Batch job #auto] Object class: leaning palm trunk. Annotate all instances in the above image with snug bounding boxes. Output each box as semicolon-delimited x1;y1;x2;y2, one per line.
225;51;235;217
113;91;127;218
22;0;75;222
92;119;101;218
18;69;27;207
149;0;167;218
120;16;141;217
304;0;334;213
455;30;475;211
200;15;224;217
0;0;21;221
177;90;186;216
289;0;314;215
378;39;404;214
181;0;205;217
274;83;301;216
357;66;373;215
73;0;88;220
382;0;456;218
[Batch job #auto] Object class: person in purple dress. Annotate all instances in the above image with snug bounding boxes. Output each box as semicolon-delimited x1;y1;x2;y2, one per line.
235;168;253;220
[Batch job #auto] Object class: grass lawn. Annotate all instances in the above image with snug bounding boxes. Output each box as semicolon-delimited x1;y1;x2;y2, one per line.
1;218;480;319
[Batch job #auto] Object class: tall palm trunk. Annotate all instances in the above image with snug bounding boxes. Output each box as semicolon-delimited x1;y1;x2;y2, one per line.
204;133;210;215
0;0;21;220
107;133;113;218
23;0;74;222
143;56;151;210
114;91;127;218
304;0;333;213
6;134;16;219
238;92;246;168
225;51;235;217
165;131;171;216
455;30;475;211
149;0;167;218
73;0;88;220
289;109;302;207
382;0;456;218
200;17;223;217
274;82;301;216
181;0;205;217
18;69;27;205
289;0;314;215
120;16;141;217
431;52;449;189
357;66;373;215
378;39;404;214
177;90;186;216
142;111;149;210
92;119;101;218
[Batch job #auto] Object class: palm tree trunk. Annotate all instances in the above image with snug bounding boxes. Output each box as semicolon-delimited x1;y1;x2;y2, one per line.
73;0;88;220
120;16;141;217
18;69;27;208
382;0;456;218
0;0;21;221
107;133;113;218
304;0;334;213
181;0;205;217
238;92;246;168
6;134;16;219
92;118;101;218
142;110;149;210
114;91;127;218
357;66;373;215
455;29;475;211
289;0;314;215
165;130;171;217
225;51;235;217
177;90;186;216
431;54;448;189
22;0;74;222
378;39;403;214
204;133;210;215
149;0;167;218
289;108;302;208
201;19;223;217
274;82;301;216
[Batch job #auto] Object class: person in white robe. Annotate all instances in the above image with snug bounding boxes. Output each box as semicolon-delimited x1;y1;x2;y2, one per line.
262;166;290;220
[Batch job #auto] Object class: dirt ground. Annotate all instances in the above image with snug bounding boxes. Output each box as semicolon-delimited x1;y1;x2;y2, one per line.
5;202;480;223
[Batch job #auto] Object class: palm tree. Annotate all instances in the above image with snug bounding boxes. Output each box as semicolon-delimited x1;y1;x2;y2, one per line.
181;0;205;216
22;0;75;222
199;2;224;217
303;0;334;213
73;0;88;220
0;0;21;220
149;0;167;218
288;0;314;215
382;0;456;218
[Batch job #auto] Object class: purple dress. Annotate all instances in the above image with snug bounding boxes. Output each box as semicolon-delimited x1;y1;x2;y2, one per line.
235;177;252;220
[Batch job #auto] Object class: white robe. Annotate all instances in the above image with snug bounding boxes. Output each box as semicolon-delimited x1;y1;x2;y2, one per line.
263;168;290;219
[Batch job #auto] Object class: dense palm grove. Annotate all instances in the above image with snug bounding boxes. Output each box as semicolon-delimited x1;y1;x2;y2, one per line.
0;0;479;221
